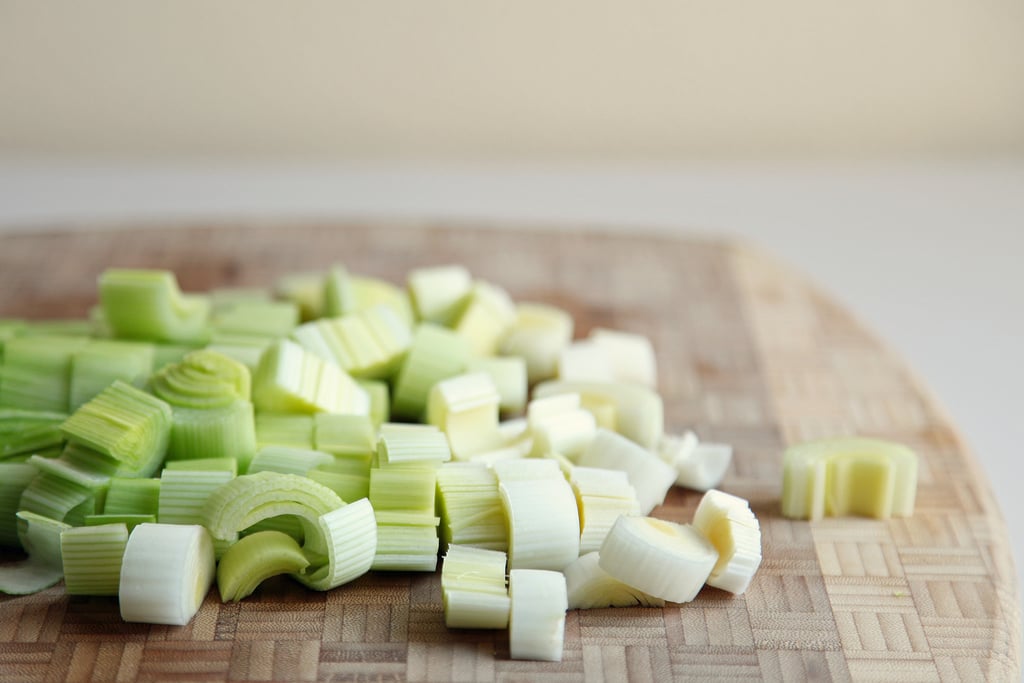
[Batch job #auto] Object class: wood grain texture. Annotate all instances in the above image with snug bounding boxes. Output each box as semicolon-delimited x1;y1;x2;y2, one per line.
0;222;1020;682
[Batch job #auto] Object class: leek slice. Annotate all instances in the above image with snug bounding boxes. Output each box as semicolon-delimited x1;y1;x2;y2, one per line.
466;356;528;416
407;265;472;326
533;380;663;450
376;423;451;468
0;335;89;412
427;372;501;460
104;477;161;516
691;489;762;595
158;469;235;525
563;551;664;610
201;471;344;542
314;413;376;460
598;515;718;604
508;569;568;662
0;462;38;546
0;409;67;462
499;303;573;386
70;340;155;412
274;271;326;322
84;514;154;531
99;269;210;344
294;498;377;590
527;393;596;461
216;530;310;602
252;340;369;416
118;523;215;625
391;324;469;420
570;466;641;554
452;280;516;357
150;349;251;409
60;380;172;476
61;522;129;596
436;462;507;551
163;457;237;474
557;340;614;384
255;413;314;450
441;545;510;629
589;328;657;389
211;301;299;340
356;379;390;427
322;265;357;318
167;400;256;469
781;437;918;520
0;511;68;594
578;428;676;515
248;446;335;476
499;475;580;571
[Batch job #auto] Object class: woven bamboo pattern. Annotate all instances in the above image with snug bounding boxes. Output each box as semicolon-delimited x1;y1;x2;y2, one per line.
0;223;1019;682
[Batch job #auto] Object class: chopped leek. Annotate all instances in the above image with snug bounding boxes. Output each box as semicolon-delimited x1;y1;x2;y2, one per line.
216;529;309;602
99;269;210;344
407;265;472;326
578;428;676;515
0;512;68;594
691;489;762;595
60;522;129;595
150;349;251;409
441;545;510;629
563;551;664;610
391;324;469;420
499;303;573;386
508;569;568;662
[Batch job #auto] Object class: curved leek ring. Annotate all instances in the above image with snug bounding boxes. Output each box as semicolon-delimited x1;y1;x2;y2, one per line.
216;530;310;602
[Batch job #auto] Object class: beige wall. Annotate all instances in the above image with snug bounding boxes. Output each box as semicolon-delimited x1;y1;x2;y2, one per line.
2;0;1023;161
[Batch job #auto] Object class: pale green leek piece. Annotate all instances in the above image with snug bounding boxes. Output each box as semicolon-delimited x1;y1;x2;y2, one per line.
407;265;472;327
390;324;469;420
440;544;510;629
0;511;69;594
781;437;918;520
150;349;251;409
435;462;507;551
69;340;155;412
216;529;310;602
252;340;369;415
167;400;256;469
0;409;67;462
247;447;335;477
499;303;573;386
0;462;38;546
103;477;161;516
533;379;664;450
60;522;129;596
293;498;378;591
99;269;211;343
0;336;89;412
255;413;314;450
427;372;502;460
60;380;172;477
452;281;517;357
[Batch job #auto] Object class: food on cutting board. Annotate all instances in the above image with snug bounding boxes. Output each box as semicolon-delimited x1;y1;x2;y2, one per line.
0;265;914;661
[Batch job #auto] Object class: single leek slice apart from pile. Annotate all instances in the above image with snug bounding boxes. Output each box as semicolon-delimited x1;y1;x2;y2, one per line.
252;340;369;416
99;269;210;344
781;437;918;520
216;530;309;602
495;460;579;571
598;515;718;604
441;544;510;629
407;265;472;326
60;522;129;595
691;489;762;595
508;569;568;662
60;380;172;477
658;431;733;491
0;511;68;595
563;551;664;610
427;372;501;460
118;523;215;625
499;303;573;386
578;428;676;515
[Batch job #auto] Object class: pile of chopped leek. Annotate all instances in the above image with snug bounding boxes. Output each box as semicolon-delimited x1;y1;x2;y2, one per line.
0;264;911;660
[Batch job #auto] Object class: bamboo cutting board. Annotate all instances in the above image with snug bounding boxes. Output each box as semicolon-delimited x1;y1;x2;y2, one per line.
0;223;1020;682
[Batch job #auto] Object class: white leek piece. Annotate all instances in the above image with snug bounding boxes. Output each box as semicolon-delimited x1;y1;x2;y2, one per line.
499;303;573;385
427;372;501;460
119;523;215;625
453;280;517;357
252;340;369;416
691;489;762;595
508;569;568;662
589;328;657;389
578;429;676;515
0;512;68;595
295;498;377;590
499;476;579;571
61;522;129;596
781;437;918;520
407;265;472;326
99;269;210;344
216;530;310;602
563;551;664;610
371;515;441;572
441;544;510;629
570;466;641;554
598;515;718;604
466;356;528;415
527;393;596;461
533;380;663;450
557;340;614;383
658;431;733;491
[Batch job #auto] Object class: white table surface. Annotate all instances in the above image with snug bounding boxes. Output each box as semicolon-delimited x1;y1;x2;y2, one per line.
1;161;1022;652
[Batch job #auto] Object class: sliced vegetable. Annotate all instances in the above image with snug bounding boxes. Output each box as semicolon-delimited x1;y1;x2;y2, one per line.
508;569;568;662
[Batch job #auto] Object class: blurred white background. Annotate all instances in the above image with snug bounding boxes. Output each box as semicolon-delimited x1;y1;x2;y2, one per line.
1;1;1022;668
